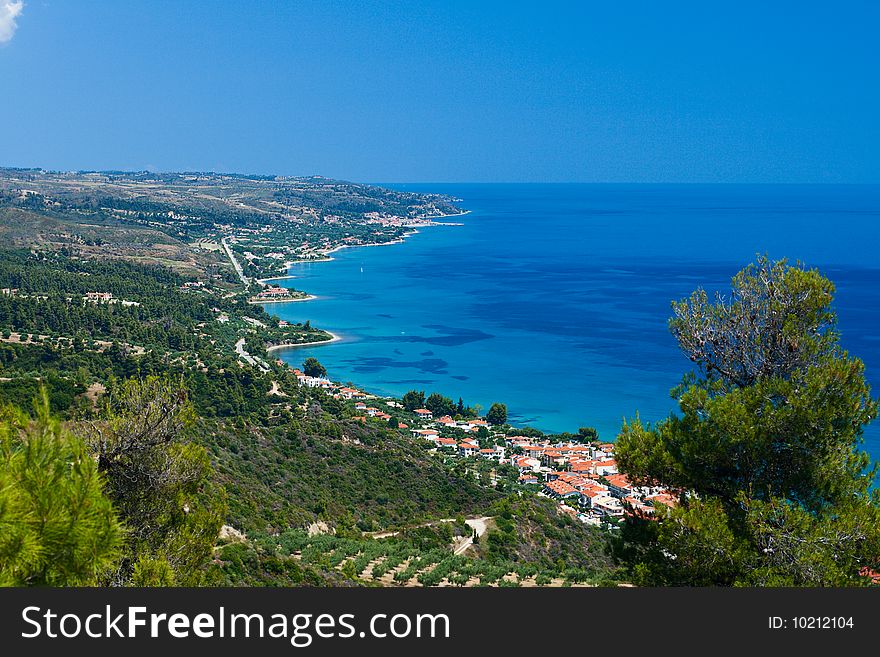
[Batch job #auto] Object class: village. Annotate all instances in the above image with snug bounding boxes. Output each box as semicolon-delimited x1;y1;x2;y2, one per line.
286;365;679;528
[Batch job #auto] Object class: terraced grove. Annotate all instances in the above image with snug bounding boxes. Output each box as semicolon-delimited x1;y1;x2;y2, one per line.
253;530;602;587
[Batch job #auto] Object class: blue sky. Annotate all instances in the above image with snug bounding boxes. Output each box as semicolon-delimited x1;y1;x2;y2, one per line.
0;1;878;182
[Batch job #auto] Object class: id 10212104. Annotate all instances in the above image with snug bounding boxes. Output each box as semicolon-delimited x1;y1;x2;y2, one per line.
769;617;855;630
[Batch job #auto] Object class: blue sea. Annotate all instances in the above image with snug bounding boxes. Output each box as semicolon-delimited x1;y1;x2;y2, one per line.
266;184;880;462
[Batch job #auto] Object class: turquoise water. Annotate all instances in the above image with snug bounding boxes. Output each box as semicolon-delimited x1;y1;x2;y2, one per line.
266;184;880;460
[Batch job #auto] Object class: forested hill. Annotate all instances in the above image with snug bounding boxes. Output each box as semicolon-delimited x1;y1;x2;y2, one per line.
0;168;463;280
0;170;617;587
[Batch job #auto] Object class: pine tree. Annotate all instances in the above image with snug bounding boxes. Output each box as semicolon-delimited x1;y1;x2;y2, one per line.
616;257;880;586
487;403;508;426
0;394;122;586
82;376;225;586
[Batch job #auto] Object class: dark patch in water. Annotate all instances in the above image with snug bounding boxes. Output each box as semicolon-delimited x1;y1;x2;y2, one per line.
377;313;393;318
507;414;542;428
374;324;493;347
420;351;434;356
451;375;469;381
336;292;376;302
347;357;449;376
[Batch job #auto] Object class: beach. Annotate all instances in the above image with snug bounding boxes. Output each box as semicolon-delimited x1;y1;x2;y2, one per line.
266;330;344;352
251;294;318;304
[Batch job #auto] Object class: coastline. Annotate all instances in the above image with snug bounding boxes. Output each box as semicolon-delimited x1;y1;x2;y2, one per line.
312;211;470;262
266;330;343;352
263;207;467;376
256;274;299;284
260;209;472;275
250;294;318;305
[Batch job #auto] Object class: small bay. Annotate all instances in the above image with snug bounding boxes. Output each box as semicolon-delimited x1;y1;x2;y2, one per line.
266;183;880;462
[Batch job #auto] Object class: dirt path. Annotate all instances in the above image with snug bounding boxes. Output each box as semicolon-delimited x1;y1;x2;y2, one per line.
453;516;492;556
268;380;287;396
366;516;494;541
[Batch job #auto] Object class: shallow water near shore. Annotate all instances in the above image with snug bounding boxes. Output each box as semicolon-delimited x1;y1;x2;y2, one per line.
266;183;880;463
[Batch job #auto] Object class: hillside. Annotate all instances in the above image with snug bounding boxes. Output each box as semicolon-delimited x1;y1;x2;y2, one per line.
0;168;463;280
0;168;618;587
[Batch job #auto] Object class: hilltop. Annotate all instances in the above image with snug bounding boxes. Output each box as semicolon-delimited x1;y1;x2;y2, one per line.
0;168;463;281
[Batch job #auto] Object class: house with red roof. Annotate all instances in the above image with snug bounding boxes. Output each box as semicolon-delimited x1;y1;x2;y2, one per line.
570;460;597;475
605;473;634;499
413;428;440;441
595;460;618;476
646;491;679;509
543;480;579;500
525;445;546;459
514;456;541;472
458;442;479;457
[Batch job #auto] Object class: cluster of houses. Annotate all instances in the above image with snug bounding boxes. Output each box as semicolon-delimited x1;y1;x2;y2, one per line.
2;289;139;307
511;438;678;524
250;286;294;303
391;406;679;526
82;292;140;307
280;367;678;527
290;367;336;389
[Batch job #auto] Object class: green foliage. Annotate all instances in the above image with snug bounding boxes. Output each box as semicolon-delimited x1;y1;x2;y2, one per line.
130;556;177;586
83;377;225;585
616;258;880;586
400;523;454;551
578;427;599;442
486;402;508;426
0;397;122;586
0;250;207;352
426;393;455;417
483;496;615;577
212;515;617;588
302;357;326;378
206;538;333;587
402;390;425;412
207;416;500;533
669;256;837;389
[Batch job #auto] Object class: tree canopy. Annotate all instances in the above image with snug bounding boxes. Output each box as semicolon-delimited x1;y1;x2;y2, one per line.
615;257;880;586
0;396;122;586
426;393;456;418
303;357;327;378
487;403;508;426
402;390;425;412
82;376;225;585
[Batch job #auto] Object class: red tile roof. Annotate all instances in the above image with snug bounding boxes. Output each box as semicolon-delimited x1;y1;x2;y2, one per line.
545;480;578;496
